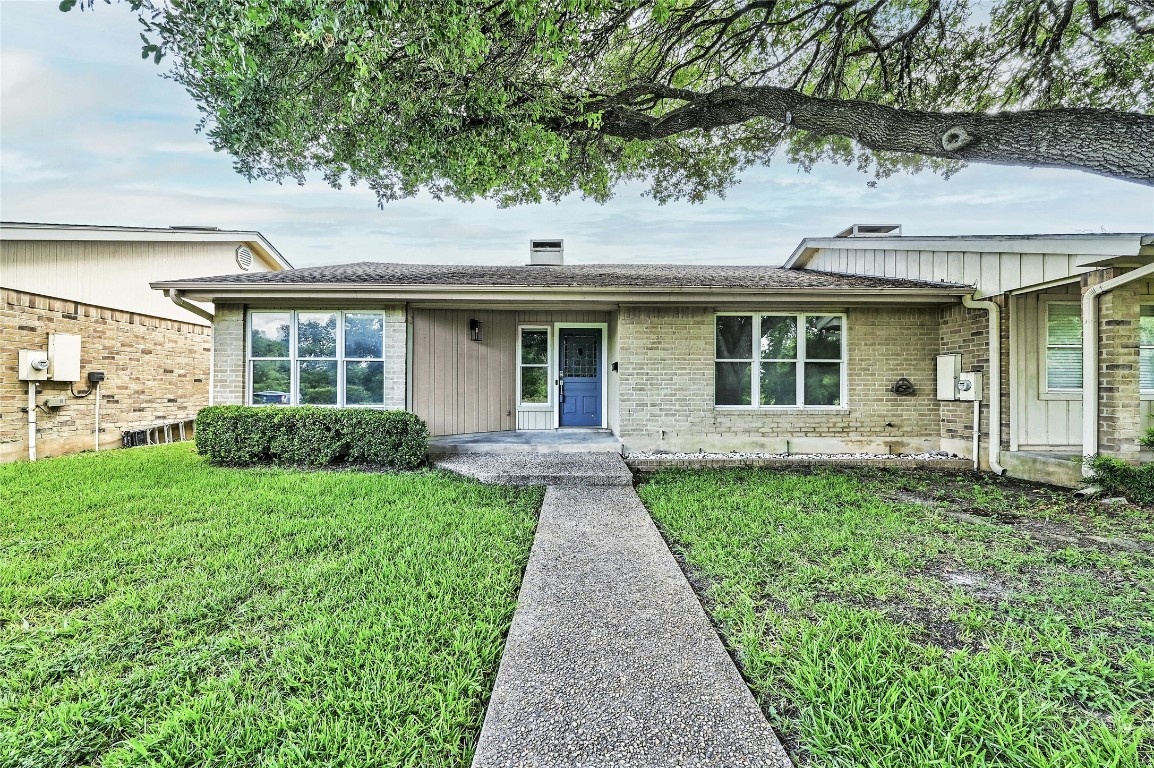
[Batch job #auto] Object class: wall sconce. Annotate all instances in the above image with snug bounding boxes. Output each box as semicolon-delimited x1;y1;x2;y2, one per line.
469;319;483;342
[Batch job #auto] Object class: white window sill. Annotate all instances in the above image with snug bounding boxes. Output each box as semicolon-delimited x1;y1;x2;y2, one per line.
518;404;553;411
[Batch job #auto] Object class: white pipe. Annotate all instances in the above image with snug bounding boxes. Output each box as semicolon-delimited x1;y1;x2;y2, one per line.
972;400;981;471
962;294;1005;475
94;381;101;452
164;289;214;323
1081;261;1154;476
27;382;37;462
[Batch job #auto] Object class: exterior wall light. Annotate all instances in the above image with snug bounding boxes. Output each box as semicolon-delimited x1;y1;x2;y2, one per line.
470;319;483;342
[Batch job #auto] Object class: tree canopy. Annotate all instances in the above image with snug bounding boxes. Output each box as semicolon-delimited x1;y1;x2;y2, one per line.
67;0;1154;203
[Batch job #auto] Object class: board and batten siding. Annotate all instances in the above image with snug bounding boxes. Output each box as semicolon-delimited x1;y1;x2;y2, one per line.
411;308;517;436
1;240;276;324
1011;284;1083;449
805;248;1093;295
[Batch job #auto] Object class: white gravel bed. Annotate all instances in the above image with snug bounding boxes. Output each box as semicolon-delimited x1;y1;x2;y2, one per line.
627;450;961;461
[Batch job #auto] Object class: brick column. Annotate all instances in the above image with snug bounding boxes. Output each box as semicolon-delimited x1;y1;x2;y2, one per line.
1088;270;1143;461
211;304;246;405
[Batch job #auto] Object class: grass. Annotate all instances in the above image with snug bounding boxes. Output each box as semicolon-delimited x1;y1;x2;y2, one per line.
640;468;1154;768
0;444;541;768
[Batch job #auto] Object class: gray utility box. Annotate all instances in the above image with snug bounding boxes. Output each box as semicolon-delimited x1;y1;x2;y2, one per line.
936;354;961;400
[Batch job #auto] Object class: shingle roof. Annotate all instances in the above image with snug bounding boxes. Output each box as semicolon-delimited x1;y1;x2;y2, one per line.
158;262;970;291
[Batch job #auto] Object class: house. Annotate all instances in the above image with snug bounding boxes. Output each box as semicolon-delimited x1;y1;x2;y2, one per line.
152;230;1154;487
1;222;291;462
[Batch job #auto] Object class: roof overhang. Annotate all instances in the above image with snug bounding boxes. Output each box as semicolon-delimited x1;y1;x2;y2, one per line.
784;233;1154;270
0;221;293;271
149;281;972;307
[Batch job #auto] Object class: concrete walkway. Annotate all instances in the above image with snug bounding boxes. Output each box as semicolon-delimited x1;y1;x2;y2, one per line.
436;453;791;768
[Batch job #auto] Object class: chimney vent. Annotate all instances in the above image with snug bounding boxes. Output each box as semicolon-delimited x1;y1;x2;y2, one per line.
529;239;564;265
835;224;902;238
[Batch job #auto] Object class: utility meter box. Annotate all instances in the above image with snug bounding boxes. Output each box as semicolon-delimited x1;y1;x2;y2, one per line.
936;354;961;400
958;371;983;401
18;350;50;381
48;333;81;382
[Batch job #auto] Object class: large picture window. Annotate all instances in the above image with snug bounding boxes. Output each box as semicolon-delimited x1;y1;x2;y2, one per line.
1044;302;1082;391
715;313;845;408
248;311;387;406
518;327;550;406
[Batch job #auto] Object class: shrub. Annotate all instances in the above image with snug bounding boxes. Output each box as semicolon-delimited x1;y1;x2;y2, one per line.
195;406;429;469
1084;455;1154;506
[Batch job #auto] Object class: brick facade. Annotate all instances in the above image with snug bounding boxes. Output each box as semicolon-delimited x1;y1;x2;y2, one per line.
210;304;407;409
1;288;211;462
1090;272;1145;461
937;302;1010;467
616;305;942;454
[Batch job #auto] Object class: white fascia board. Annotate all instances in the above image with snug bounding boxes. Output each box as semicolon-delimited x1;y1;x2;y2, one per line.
0;222;293;270
784;233;1151;269
153;284;970;306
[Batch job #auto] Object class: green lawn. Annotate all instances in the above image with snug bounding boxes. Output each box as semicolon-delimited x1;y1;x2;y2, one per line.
0;444;540;768
640;468;1154;768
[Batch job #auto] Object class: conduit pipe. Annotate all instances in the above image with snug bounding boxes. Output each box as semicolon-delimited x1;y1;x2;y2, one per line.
94;381;101;452
27;382;37;462
1081;261;1154;476
962;294;1005;475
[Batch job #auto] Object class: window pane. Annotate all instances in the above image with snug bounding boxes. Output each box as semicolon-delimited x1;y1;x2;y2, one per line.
1141;306;1154;347
299;360;338;404
345;313;384;358
345;361;384;405
251;360;291;405
521;367;549;404
298;312;338;358
1142;349;1154;392
804;362;842;406
759;362;797;406
805;316;843;360
1047;304;1081;346
716;316;753;359
1046;348;1083;389
250;313;290;358
521;330;548;365
715;362;752;405
760;316;797;359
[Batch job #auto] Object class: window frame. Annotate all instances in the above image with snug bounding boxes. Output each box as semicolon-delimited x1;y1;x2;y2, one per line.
516;325;553;410
1040;299;1083;395
714;312;848;410
1140;303;1154;397
247;310;388;407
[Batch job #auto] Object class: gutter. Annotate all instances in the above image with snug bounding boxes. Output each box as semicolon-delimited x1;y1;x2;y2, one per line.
962;294;1006;475
164;289;214;323
1081;261;1154;476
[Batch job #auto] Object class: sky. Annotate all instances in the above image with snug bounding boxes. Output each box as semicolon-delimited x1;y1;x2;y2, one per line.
1;0;1151;269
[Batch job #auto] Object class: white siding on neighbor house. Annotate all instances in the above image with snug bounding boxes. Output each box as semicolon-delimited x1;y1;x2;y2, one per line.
0;240;278;324
806;248;1093;296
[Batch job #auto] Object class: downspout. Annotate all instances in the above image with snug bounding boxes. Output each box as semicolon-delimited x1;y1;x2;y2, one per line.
1081;261;1154;476
962;294;1006;475
27;382;37;462
165;289;214;323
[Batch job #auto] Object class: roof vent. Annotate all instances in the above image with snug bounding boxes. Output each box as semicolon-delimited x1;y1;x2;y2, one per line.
835;224;902;238
235;245;253;271
529;239;564;266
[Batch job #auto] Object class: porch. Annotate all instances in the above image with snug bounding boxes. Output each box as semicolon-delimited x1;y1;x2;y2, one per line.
427;429;623;455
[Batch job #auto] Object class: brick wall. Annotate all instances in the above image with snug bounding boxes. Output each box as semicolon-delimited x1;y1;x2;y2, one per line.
1;288;211;462
1092;272;1144;461
938;302;1009;466
211;304;407;409
616;305;942;453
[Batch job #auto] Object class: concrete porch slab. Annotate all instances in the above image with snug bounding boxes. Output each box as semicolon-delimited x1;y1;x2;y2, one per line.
432;452;634;486
1002;450;1084;487
428;429;623;456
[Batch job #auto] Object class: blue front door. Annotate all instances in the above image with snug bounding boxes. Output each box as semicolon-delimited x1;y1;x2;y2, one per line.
558;328;602;427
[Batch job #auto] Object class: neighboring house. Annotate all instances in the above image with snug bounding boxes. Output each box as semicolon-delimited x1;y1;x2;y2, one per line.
1;222;291;462
152;230;1154;487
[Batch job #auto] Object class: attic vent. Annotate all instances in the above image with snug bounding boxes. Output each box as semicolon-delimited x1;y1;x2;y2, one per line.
835;224;902;238
529;239;564;266
236;245;254;271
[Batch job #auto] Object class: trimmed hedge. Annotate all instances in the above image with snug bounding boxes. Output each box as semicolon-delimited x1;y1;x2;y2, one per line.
1085;455;1154;506
195;406;429;469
